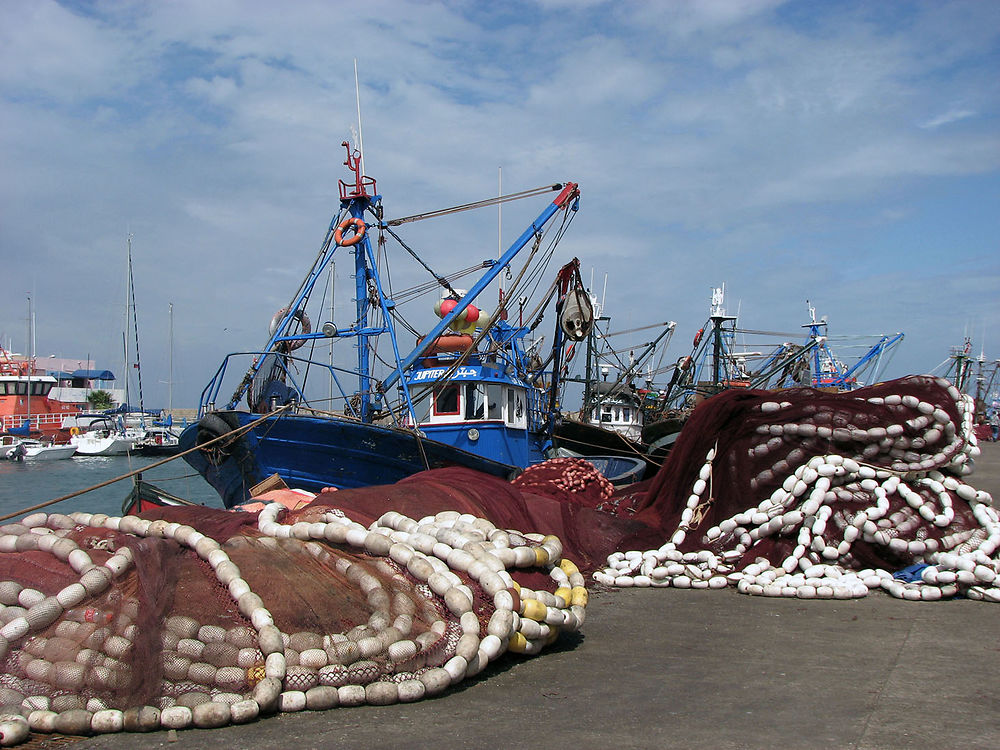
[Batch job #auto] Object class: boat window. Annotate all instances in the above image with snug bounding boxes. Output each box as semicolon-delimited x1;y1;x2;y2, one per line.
621;407;630;421
408;389;433;424
433;384;460;416
506;388;525;427
465;384;485;420
486;385;502;420
14;382;27;395
0;383;8;395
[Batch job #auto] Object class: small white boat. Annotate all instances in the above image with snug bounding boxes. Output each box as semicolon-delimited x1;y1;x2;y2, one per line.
70;418;138;456
2;437;76;461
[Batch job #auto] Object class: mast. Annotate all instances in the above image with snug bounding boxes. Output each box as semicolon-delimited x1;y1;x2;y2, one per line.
168;302;174;414
127;234;145;415
345;146;375;421
710;285;736;391
497;167;503;319
25;294;32;428
328;262;336;407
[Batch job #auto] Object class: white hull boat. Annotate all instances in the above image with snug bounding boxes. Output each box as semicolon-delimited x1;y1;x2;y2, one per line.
70;430;137;456
2;438;77;461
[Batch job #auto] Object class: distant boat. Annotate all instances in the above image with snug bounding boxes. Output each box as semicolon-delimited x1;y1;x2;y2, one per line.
70;416;138;456
554;291;676;476
0;300;85;443
1;436;76;461
135;423;182;456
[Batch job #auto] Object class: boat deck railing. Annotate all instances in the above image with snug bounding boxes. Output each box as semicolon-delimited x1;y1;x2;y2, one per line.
198;351;410;426
1;412;67;433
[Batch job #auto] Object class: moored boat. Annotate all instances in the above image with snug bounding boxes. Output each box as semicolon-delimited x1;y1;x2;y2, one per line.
70;416;139;456
1;437;77;461
134;423;182;455
0;345;85;443
180;141;590;507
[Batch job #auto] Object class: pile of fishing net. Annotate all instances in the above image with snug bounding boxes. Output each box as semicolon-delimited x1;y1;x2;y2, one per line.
0;480;594;745
511;457;615;506
592;375;1000;602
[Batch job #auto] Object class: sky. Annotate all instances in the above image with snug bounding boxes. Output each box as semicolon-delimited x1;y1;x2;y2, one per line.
1;0;998;410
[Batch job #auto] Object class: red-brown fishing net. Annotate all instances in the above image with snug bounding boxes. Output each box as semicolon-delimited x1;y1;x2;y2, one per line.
590;375;999;602
0;476;592;744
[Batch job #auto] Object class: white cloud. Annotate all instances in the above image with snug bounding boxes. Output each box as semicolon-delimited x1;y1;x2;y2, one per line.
919;108;977;129
1;0;998;409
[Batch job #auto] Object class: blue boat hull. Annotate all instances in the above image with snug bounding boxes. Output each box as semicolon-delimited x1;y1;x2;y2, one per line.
180;413;524;508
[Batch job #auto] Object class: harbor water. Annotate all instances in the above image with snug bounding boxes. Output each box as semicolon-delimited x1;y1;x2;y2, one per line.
0;453;223;522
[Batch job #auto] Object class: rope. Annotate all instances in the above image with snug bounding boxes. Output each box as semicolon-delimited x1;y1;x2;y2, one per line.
380;224;462;299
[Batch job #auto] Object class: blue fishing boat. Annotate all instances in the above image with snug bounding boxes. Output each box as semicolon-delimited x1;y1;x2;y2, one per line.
180;143;590;507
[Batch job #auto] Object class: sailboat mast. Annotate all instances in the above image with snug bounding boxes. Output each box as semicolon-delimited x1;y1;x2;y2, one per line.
25;294;32;427
168;302;174;414
127;235;144;414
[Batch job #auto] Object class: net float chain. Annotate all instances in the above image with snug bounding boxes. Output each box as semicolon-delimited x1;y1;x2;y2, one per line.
0;504;587;744
592;380;999;602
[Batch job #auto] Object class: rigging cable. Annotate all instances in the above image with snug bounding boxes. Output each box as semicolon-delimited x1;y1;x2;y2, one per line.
384;184;564;226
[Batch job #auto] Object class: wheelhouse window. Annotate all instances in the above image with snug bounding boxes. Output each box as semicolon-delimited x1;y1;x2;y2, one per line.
486;384;503;420
465;384;485;420
507;388;526;428
433;384;461;416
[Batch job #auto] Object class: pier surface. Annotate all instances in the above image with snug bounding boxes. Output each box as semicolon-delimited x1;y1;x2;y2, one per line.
73;442;1000;750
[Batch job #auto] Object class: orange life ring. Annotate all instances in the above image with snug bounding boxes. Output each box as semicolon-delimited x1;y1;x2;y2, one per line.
693;328;704;347
680;355;693;371
70;426;81;436
334;217;366;246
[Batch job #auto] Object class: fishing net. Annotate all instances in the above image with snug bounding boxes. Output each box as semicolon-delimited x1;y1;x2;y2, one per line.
592;375;1000;602
0;479;592;744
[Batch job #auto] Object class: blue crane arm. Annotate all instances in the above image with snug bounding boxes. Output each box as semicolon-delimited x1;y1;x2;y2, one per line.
380;183;579;394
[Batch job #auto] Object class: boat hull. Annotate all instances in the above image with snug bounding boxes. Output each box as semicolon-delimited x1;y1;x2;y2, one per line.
1;439;77;461
71;434;135;456
554;418;657;478
180;413;523;508
24;444;77;460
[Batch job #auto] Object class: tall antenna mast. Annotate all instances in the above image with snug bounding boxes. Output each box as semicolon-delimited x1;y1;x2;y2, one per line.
354;59;365;177
498;166;502;309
